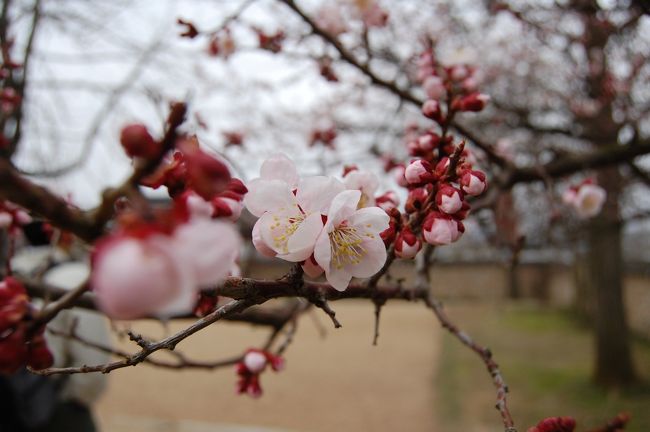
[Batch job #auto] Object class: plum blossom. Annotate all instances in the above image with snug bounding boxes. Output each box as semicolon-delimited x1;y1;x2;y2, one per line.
343;169;379;207
243;153;299;217
92;218;240;320
314;190;389;291
564;182;606;219
251;175;345;262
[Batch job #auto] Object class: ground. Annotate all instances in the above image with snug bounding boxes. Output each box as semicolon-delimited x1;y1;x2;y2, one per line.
96;300;440;432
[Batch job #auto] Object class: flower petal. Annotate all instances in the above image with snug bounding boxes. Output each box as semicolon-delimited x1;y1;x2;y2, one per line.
260;153;299;187
313;230;332;272
297;176;345;215
348;237;387;278
347;207;390;234
280;212;324;262
243;179;295;217
326;190;361;229
324;266;353;291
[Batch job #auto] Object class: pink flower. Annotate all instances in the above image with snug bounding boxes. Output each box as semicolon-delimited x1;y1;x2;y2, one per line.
573;183;606;219
343;169;379;208
436;184;463;214
92;235;195;320
92;219;240;320
423;212;463;245
314;190;389;291
460;170;487;196
315;5;347;36
172;219;241;287
423;76;446;100
394;227;421;259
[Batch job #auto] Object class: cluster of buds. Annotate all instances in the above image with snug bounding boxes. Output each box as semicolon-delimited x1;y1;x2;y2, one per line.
139;134;232;201
0;277;53;374
416;48;489;118
0;201;32;235
388;52;491;259
236;349;284;398
562;179;606;219
527;417;576;432
310;126;337;149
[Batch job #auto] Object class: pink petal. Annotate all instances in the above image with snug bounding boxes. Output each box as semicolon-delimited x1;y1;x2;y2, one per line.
243;179;295;217
260;153;299;187
326;190;361;229
296;176;345;215
281;212;324;262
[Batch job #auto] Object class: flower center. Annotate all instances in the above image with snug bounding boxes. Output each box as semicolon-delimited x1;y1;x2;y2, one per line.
329;224;367;269
270;207;306;253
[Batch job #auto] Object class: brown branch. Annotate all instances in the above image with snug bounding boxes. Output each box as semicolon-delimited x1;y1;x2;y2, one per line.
32;298;255;375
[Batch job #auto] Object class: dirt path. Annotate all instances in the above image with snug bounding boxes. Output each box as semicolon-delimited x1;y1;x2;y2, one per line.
96;301;442;432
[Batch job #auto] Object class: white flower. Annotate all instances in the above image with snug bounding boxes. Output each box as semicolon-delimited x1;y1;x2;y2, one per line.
243;153;299;217
573;184;606;219
314;190;389;291
343;170;379;208
255;176;345;262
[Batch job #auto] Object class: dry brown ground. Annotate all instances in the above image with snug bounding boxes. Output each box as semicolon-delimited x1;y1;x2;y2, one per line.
95;300;441;432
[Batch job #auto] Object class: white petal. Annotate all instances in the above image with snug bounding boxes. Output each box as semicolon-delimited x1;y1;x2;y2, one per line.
243;179;295;217
297;176;345;214
326;190;361;229
349;238;387;278
313;231;332;272
258;205;303;256
260;153;299;187
252;218;277;257
324;267;353;291
347;207;390;234
280;213;324;262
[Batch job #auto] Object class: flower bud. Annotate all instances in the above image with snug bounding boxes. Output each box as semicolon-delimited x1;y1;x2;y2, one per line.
405;187;429;213
244;350;268;374
436;184;463;214
423;212;463;245
423;75;446;100
456;93;490;112
120;124;159;159
395;227;421;259
460;170;487;196
405;159;435;185
375;191;399;212
573;183;606;219
527;416;576;432
422;99;442;121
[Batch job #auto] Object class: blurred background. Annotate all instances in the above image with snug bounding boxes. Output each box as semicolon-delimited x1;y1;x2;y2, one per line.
3;0;650;431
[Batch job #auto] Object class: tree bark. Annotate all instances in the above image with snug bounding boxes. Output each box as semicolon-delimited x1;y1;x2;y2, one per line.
589;167;636;387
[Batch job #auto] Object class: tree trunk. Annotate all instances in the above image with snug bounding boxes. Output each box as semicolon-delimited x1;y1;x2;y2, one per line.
590;167;636;387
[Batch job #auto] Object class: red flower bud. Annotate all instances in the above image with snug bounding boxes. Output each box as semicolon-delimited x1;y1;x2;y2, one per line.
120;124;159;159
527;416;576;432
405;187;429;214
395;226;421;259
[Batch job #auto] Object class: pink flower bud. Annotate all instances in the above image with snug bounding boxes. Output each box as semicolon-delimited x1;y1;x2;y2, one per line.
423;75;446;100
244;350;268;374
393;165;409;187
449;65;469;81
436;184;463;214
395;227;421;259
120;124;159;159
460;170;487;196
375;191;400;212
405;159;434;185
456;93;490;112
434;157;450;177
422;99;442;120
405;187;429;214
422;212;463;245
